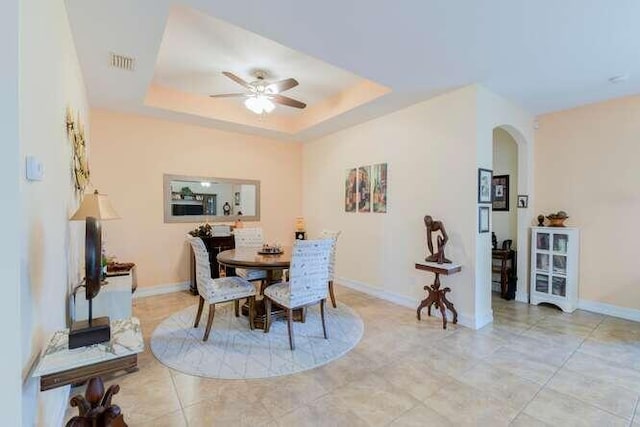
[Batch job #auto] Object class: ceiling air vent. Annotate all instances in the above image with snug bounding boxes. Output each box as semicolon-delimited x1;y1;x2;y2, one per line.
109;52;135;71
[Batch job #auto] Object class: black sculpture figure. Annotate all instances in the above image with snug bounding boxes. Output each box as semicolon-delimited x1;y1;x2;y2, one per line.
424;215;451;264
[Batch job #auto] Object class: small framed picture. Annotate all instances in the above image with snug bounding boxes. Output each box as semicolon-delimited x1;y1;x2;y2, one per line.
517;195;528;208
478;168;492;204
478;206;490;233
492;175;509;211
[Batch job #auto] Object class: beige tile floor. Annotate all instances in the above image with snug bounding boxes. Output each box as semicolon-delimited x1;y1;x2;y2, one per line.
65;286;640;426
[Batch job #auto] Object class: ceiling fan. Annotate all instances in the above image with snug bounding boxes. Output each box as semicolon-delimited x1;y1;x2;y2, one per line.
210;70;306;114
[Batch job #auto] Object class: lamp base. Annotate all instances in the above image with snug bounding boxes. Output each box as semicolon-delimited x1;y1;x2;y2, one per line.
69;316;111;349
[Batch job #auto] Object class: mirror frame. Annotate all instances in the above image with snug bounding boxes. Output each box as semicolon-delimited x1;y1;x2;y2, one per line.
163;174;261;223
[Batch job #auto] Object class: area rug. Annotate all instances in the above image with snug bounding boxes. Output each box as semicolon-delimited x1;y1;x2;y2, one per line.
150;301;364;379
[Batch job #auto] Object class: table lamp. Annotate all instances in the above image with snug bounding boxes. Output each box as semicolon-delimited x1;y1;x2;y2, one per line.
295;217;306;240
69;190;120;349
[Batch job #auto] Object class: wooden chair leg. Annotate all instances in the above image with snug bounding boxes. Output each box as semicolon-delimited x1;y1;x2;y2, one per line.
287;308;295;350
194;295;204;328
264;298;272;333
234;299;240;317
203;304;215;341
328;280;337;308
248;296;255;331
259;280;266;296
320;299;328;339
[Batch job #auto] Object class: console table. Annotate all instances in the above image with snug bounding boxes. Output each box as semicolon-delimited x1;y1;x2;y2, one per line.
415;261;462;329
33;317;143;391
190;235;235;295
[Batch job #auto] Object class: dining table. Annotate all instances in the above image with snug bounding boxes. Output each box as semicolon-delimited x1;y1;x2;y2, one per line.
217;246;303;329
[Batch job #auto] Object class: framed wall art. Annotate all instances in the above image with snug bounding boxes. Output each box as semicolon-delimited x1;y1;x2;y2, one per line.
517;195;528;208
479;206;490;233
492;175;509;211
357;166;371;212
344;168;357;212
372;163;387;213
478;168;492;204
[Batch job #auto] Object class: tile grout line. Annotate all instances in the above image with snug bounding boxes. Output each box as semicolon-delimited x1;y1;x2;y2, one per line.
630;396;639;427
508;311;606;423
168;367;189;426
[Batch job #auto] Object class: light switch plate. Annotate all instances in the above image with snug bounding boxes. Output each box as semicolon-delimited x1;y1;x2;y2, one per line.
26;156;44;181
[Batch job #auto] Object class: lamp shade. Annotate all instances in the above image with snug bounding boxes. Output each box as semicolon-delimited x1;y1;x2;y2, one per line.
70;190;120;221
295;217;305;231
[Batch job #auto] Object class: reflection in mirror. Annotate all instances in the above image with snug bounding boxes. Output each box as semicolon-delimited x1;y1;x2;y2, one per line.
163;174;260;223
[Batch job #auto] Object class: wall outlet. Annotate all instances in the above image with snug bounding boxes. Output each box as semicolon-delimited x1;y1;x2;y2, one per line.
25;156;44;181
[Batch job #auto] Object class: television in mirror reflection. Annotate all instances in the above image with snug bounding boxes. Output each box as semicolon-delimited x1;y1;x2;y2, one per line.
163;174;260;223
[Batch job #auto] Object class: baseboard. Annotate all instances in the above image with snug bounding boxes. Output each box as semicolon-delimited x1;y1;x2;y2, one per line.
336;276;485;329
515;291;529;303
578;299;640;323
133;281;190;299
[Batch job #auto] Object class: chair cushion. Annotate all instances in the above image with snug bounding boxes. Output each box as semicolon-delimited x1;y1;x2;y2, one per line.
236;268;267;281
264;282;324;309
200;276;256;304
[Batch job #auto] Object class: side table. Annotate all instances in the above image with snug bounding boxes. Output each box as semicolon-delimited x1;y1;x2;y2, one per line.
33;317;144;391
415;261;462;329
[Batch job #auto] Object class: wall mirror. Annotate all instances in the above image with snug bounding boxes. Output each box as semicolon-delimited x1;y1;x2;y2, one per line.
163;174;260;223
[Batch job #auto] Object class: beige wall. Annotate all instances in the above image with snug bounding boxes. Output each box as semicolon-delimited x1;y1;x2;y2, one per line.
492;128;518;247
1;0;21;423
20;0;89;424
535;94;640;311
303;86;481;324
90;110;302;289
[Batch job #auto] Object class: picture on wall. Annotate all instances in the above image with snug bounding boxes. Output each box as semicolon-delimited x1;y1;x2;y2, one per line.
492;175;509;211
479;206;490;233
344;168;357;212
357;166;371;212
234;191;241;206
517;195;528;208
372;163;387;213
478;168;492;204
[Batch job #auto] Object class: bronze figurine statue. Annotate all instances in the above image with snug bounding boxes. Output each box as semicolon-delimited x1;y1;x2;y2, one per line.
424;215;451;264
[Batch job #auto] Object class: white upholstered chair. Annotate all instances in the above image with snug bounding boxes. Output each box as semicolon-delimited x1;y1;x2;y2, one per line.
233;227;268;288
319;229;341;308
186;235;256;341
263;239;333;350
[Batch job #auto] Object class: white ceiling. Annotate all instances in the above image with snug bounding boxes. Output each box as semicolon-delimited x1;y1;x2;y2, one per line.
66;0;640;141
153;6;365;116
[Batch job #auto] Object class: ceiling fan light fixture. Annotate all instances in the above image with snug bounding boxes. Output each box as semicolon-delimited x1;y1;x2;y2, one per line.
245;95;275;114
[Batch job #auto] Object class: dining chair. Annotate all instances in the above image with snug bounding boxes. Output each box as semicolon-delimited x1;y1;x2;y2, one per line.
263;239;333;350
233;227;268;291
319;229;341;308
186;235;256;341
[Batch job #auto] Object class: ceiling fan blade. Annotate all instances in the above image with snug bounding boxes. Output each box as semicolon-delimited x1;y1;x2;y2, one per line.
270;94;306;109
266;78;299;94
209;93;247;98
222;71;252;90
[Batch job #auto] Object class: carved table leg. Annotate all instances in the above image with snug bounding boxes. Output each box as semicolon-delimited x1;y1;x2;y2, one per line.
438;294;448;329
416;285;436;321
441;287;458;325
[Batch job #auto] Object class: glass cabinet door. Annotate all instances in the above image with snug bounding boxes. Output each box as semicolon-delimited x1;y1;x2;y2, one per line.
537;233;550;251
536;253;550;272
536;274;549;293
552;276;566;296
553;234;569;254
552;255;567;275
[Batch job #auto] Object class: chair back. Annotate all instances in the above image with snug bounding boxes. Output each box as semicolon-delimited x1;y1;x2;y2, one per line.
234;227;264;248
319;229;341;281
186;235;212;296
288;239;333;304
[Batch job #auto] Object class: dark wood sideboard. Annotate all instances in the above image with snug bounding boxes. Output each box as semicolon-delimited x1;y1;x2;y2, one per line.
189;235;235;295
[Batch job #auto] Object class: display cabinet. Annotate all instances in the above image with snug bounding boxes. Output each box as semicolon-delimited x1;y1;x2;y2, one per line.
530;227;579;312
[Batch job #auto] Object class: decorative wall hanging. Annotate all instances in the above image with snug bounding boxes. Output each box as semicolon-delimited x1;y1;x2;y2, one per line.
357;166;371;212
492;175;509;211
66;108;90;193
345;163;388;213
478;206;490;233
517;195;528;208
344;168;357;212
478;168;492;204
372;163;387;213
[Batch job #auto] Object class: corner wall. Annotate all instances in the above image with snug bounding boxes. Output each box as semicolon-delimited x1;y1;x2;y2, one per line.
302;86;481;326
535;94;640;315
20;0;89;424
89;109;303;290
0;0;22;423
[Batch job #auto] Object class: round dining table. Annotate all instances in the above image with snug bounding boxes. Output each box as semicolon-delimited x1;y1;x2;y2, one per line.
217;247;300;329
